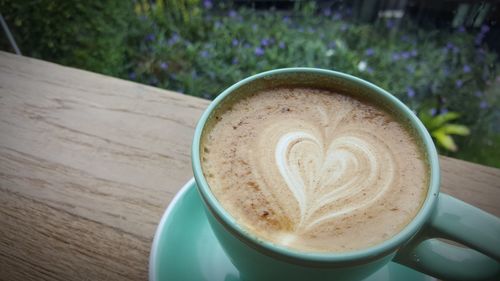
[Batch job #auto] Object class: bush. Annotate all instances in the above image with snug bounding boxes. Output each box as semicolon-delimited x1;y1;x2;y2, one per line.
1;1;498;167
130;6;497;114
125;3;500;167
0;0;134;76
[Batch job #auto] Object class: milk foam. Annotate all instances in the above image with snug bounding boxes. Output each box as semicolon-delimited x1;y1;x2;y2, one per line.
201;87;428;252
275;132;395;231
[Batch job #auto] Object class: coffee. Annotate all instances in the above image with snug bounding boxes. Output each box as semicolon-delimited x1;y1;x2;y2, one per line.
201;87;428;253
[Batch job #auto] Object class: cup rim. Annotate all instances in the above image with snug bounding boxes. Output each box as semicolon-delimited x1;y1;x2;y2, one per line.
191;67;440;264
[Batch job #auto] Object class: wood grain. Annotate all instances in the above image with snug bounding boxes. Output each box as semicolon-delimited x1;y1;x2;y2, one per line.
0;51;498;280
0;51;208;280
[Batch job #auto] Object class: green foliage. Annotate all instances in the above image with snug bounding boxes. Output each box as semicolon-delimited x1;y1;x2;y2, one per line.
419;110;470;152
1;1;498;167
122;5;500;167
0;0;135;76
134;0;204;39
450;83;500;167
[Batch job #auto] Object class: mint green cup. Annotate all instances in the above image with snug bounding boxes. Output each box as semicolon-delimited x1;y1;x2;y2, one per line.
191;68;500;281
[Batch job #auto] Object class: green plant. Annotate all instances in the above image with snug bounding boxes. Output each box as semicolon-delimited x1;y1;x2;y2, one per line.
125;5;498;166
1;1;498;167
134;0;204;40
418;110;470;152
0;0;135;76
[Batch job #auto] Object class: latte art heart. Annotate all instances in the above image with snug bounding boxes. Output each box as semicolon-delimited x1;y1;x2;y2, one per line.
275;130;395;232
201;87;428;252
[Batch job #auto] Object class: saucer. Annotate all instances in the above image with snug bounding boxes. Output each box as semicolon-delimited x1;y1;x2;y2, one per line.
149;179;436;281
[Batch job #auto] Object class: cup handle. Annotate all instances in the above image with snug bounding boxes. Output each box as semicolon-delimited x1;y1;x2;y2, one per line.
394;193;500;281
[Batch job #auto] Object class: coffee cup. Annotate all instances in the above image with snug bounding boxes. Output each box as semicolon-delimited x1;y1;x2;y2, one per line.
191;68;500;281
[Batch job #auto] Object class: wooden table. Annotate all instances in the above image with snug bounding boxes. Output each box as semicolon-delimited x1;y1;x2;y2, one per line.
0;51;499;280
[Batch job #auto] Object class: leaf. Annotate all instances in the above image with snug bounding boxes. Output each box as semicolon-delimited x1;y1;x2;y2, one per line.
427;112;461;131
441;124;470;136
418;110;433;128
432;131;457;152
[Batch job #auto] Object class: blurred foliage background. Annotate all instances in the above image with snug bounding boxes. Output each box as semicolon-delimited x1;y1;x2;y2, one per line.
1;0;499;167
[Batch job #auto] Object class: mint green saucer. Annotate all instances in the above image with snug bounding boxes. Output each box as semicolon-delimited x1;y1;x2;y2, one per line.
149;179;436;281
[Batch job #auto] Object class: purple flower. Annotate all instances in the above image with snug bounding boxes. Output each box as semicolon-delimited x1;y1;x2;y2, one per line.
254;47;265;56
406;87;415;98
283;16;291;24
228;10;237;18
455;79;463;88
232;57;238;65
474;91;483;97
364;48;375;56
145;33;155;42
323;8;332;17
430;108;437;116
391;52;401;61
203;0;212;9
406;65;415;73
480;25;490;34
410;49;418;57
457;26;465;33
232;39;239;47
279;41;286;49
366;67;374;74
463;65;471;73
386;20;395;29
128;71;136;80
200;50;209;58
480;101;488;109
159;62;168;70
441;108;449;114
260;38;270;47
333;12;342;21
167;33;180;45
401;51;411;59
445;42;459;53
